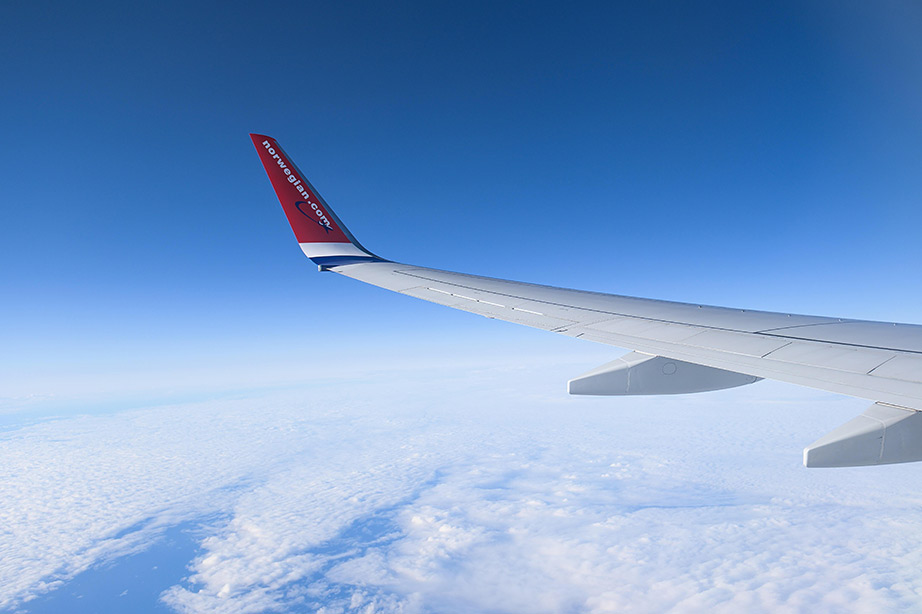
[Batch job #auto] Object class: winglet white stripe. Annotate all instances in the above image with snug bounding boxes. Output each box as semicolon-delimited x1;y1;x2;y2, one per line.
299;242;374;259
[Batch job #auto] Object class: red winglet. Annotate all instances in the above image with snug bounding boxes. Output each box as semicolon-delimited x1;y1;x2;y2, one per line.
250;134;353;245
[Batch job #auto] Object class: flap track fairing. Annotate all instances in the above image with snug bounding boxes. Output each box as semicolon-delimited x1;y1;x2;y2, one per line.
804;403;922;467
568;351;761;396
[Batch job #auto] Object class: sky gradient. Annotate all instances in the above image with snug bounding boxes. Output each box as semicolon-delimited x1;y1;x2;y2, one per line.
2;1;922;407
4;4;922;612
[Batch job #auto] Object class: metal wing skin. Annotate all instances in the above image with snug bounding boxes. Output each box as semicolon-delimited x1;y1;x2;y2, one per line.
252;134;922;468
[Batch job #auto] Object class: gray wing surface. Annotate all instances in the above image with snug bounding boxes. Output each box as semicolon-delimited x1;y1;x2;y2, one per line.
336;261;922;411
252;134;922;468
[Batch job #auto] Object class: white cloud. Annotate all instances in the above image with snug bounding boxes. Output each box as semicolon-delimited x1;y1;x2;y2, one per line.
3;357;922;613
324;451;922;613
0;393;306;610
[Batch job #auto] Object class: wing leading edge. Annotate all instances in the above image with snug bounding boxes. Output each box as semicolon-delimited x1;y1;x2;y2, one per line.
251;134;922;468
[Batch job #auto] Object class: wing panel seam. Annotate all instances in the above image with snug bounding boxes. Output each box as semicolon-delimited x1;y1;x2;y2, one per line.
395;271;922;355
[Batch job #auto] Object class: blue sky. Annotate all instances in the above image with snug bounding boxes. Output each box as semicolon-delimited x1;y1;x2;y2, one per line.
5;5;922;612
2;1;922;407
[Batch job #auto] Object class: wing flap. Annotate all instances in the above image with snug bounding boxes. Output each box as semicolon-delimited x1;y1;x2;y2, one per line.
762;341;894;374
868;355;922;382
680;329;791;358
764;321;922;353
585;319;702;344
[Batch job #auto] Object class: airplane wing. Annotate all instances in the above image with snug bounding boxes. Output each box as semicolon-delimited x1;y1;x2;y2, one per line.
251;134;922;468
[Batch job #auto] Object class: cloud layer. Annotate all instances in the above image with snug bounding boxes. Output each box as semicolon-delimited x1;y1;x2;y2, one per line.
3;359;922;613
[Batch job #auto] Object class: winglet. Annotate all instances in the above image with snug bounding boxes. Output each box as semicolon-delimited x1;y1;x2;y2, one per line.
250;134;382;267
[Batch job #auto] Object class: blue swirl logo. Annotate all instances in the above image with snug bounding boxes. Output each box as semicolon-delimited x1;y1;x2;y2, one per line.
295;201;332;233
